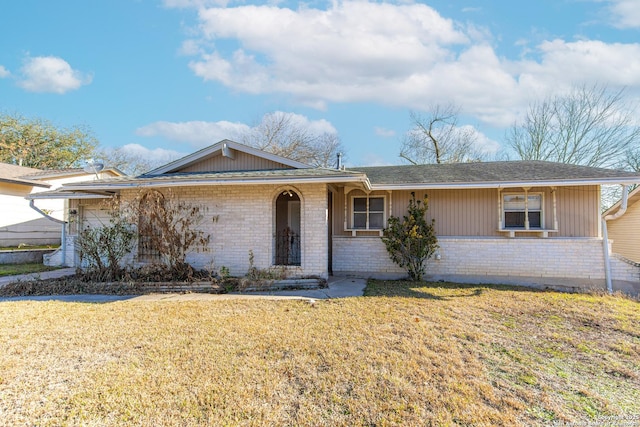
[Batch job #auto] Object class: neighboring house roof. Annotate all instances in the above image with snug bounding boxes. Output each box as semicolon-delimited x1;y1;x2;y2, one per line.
603;185;640;217
0;161;125;189
19;167;126;180
146;139;311;175
350;161;640;189
0;162;50;188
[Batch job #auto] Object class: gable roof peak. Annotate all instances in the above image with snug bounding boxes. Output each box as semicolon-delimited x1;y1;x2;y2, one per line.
143;139;312;176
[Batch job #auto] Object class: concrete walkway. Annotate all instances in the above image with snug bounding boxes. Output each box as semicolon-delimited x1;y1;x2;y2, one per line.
0;274;367;303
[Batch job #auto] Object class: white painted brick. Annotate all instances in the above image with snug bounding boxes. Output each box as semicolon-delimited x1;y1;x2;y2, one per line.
72;184;329;279
333;236;613;280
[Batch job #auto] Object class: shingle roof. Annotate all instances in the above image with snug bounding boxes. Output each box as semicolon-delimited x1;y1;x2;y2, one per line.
19;168;85;179
349;161;640;187
0;162;48;187
19;167;125;179
48;160;640;194
0;162;41;178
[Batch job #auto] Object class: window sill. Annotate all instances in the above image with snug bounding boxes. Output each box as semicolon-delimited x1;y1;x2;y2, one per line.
498;228;558;238
345;228;384;237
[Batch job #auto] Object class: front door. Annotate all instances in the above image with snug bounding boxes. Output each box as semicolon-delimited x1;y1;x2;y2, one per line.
275;191;301;266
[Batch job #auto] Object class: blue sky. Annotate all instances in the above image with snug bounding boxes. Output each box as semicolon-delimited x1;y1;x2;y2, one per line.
1;0;639;167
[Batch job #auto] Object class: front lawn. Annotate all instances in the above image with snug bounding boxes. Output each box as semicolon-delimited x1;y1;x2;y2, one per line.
0;281;638;426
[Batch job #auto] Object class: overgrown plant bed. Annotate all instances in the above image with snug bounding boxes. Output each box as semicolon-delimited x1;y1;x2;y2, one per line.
0;274;326;297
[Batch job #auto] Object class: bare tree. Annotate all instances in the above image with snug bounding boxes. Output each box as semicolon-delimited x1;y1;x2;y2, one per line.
506;84;640;169
400;106;486;165
241;112;345;168
626;147;640;173
97;146;179;176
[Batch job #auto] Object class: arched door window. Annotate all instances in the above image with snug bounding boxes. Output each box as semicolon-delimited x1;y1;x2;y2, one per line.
275;190;301;266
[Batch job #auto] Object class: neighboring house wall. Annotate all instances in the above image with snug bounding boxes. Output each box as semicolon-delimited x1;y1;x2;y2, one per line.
606;199;640;263
0;182;60;246
72;183;329;278
0;171;117;247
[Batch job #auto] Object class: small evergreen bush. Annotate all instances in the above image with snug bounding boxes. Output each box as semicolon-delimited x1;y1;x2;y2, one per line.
382;192;438;281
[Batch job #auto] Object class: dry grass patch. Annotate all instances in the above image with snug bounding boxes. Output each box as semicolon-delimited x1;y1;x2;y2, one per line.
0;280;638;426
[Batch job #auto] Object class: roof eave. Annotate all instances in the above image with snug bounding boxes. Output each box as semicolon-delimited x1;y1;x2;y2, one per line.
602;185;640;216
60;174;371;192
0;178;51;188
26;191;116;200
371;178;640;190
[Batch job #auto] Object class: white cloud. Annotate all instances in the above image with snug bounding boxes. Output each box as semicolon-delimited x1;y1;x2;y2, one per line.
136;120;251;146
188;1;469;93
607;0;640;29
269;111;337;135
374;127;396;138
118;143;184;164
0;65;9;78
177;1;640;128
18;56;92;94
510;39;640;107
458;125;501;155
136;112;336;147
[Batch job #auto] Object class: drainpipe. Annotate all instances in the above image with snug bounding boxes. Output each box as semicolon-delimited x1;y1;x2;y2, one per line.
29;200;68;267
602;185;630;294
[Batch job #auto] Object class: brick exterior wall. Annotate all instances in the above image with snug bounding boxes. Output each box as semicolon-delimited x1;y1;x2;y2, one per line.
610;254;640;282
333;236;613;281
72;184;329;278
67;183;638;290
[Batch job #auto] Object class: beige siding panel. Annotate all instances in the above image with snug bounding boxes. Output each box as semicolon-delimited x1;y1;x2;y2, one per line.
607;201;640;262
332;185;600;238
333;187;499;237
555;186;599;237
424;189;497;236
180;151;291;173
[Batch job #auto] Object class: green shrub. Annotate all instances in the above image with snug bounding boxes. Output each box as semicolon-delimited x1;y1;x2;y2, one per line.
382;192;438;281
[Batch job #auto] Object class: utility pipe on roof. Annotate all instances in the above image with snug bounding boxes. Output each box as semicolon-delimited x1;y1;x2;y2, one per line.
602;184;630;294
29;200;67;267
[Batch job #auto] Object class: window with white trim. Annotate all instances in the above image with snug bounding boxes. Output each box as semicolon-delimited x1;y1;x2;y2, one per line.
352;196;385;230
503;193;542;228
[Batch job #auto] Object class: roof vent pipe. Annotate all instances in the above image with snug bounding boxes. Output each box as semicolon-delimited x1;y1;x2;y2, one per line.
336;152;342;170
